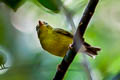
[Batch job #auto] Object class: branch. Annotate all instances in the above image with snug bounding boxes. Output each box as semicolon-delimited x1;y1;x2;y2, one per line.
53;0;99;80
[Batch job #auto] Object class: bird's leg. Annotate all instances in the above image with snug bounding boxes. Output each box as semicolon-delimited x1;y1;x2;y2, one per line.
69;44;73;49
57;64;64;73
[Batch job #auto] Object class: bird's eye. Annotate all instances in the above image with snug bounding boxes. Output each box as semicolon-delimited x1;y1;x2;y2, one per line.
43;22;48;26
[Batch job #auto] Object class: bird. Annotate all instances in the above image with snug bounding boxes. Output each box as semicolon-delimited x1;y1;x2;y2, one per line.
36;20;100;57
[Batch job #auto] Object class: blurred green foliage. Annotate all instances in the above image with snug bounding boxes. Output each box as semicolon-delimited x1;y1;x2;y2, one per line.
0;52;6;69
0;0;26;11
36;0;60;13
0;0;120;80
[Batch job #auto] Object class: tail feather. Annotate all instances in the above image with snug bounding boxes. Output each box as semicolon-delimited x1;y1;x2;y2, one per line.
83;42;101;58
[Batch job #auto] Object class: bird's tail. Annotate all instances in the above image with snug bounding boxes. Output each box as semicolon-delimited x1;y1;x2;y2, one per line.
84;42;101;58
78;42;101;59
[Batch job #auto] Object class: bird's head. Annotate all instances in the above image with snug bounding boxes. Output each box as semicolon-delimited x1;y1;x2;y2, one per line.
36;20;53;35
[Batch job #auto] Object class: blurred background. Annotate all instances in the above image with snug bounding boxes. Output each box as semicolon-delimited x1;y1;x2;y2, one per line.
0;0;120;80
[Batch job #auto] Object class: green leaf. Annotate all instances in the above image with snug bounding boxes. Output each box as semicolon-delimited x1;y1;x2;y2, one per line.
1;0;26;11
36;0;60;13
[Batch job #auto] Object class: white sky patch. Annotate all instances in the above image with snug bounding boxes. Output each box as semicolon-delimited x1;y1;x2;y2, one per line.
10;2;39;34
64;0;73;6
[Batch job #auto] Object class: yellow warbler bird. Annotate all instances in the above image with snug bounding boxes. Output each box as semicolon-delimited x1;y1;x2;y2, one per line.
36;20;100;57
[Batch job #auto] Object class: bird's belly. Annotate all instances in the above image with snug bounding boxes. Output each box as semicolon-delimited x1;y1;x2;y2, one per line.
41;37;72;57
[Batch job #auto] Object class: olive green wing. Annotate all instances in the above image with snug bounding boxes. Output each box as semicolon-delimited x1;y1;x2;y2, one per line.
54;28;73;38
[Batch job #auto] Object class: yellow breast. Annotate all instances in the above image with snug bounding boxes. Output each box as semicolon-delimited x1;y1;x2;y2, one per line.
40;31;73;57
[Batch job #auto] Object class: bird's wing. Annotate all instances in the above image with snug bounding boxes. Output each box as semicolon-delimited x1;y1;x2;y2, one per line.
54;28;73;38
54;28;100;58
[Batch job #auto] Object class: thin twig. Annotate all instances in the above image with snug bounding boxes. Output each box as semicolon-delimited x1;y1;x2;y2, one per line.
56;0;76;33
82;54;92;80
53;0;99;80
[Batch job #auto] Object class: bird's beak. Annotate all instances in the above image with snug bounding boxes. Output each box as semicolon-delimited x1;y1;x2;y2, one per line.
36;20;43;32
39;20;43;26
